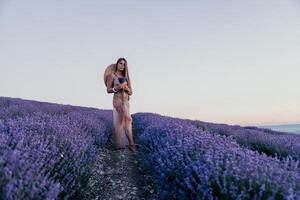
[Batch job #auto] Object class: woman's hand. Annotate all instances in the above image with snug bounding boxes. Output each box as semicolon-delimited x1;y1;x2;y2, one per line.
124;85;132;95
113;85;122;92
114;82;131;94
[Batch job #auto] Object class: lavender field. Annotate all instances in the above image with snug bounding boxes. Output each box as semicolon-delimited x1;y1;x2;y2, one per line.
133;113;300;200
1;97;300;199
193;121;300;161
0;97;113;199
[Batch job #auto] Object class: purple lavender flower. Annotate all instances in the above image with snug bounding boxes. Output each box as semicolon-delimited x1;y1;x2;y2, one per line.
133;113;300;199
0;96;113;199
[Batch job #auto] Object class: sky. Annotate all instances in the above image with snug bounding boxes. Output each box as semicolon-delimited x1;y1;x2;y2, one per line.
0;0;300;126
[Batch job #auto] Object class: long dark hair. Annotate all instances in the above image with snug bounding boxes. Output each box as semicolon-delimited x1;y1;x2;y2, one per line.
115;57;132;91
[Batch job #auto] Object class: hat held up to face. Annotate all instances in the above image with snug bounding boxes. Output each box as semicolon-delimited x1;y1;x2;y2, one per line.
104;63;116;88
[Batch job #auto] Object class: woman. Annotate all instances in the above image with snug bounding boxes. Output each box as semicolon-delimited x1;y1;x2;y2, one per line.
104;58;137;152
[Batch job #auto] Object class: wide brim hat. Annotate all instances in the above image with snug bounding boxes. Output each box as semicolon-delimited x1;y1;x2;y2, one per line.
104;64;116;87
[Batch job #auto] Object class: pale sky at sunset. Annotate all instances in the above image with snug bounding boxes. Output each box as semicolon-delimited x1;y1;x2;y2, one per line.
1;0;300;126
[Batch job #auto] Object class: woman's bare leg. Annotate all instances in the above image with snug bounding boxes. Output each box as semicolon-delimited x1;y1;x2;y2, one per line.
123;101;136;151
113;104;125;149
124;115;134;145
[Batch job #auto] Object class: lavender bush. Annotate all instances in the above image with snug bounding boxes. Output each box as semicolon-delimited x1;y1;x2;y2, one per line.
0;96;112;122
193;121;300;161
133;113;300;200
3;96;300;199
0;97;113;199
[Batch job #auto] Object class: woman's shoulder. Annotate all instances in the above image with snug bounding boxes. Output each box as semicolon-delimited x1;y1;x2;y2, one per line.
108;72;118;79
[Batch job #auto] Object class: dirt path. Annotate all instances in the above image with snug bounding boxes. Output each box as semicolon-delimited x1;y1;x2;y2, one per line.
76;135;154;200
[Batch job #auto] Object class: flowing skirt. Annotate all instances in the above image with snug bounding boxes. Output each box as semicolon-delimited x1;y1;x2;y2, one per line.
113;107;129;146
112;93;131;147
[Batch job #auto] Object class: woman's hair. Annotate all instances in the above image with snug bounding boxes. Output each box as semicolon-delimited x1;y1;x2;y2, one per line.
115;57;132;91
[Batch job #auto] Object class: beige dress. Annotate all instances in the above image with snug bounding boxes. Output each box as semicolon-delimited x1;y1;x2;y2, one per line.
112;73;132;147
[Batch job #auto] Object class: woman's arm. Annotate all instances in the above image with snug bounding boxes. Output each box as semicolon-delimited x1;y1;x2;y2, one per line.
106;74;120;93
124;84;132;95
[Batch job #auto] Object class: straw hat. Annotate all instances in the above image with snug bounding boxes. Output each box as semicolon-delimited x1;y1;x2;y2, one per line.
104;63;116;87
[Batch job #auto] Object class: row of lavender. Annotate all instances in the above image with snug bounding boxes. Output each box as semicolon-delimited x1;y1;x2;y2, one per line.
194;121;300;161
133;113;300;200
0;97;113;199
